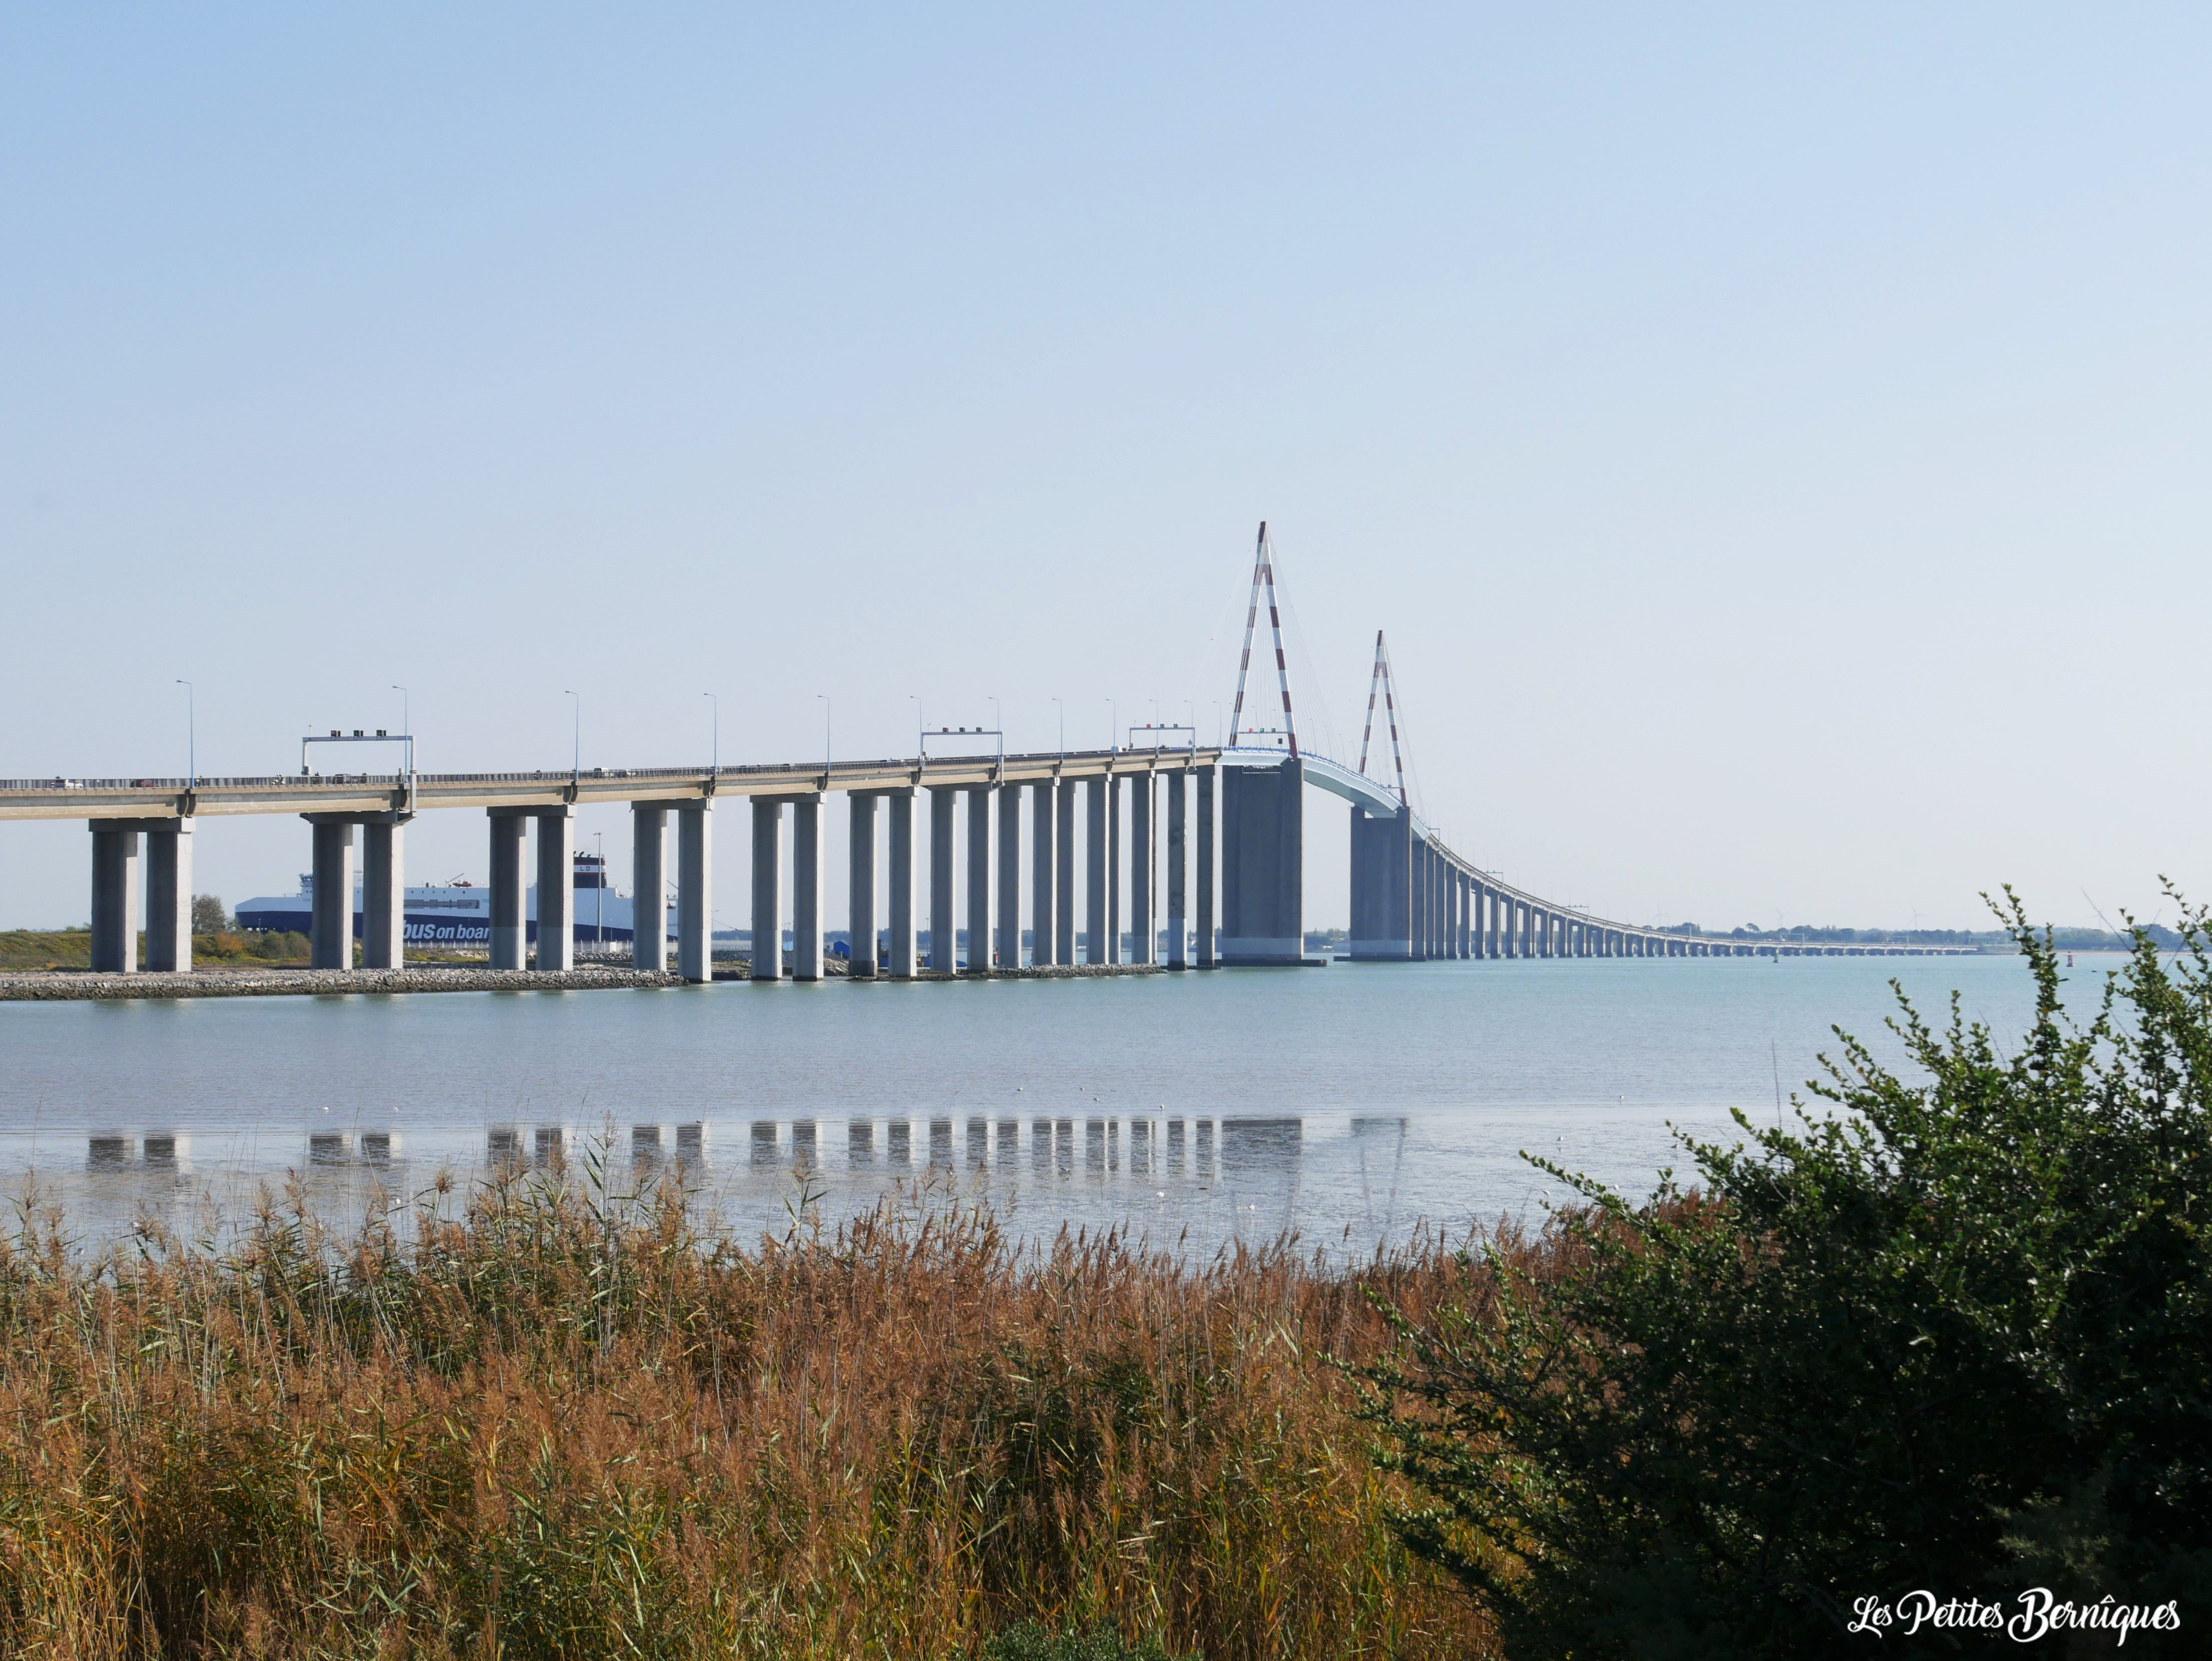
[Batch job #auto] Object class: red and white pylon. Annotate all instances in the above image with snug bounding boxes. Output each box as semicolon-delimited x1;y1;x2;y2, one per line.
1226;520;1298;758
1356;629;1408;807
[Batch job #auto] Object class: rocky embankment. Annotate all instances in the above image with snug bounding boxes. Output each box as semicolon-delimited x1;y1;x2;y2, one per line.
0;965;684;1000
0;959;1163;1000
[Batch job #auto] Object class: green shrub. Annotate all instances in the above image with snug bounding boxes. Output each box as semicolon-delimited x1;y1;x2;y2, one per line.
1361;888;2212;1657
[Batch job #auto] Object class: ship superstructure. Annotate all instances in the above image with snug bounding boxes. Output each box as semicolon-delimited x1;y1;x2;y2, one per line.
235;852;670;946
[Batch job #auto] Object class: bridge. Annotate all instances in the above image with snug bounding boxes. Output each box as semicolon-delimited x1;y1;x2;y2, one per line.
1;525;1970;981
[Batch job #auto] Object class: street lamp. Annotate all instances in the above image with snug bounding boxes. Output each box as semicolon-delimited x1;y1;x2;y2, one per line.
175;680;194;788
1051;697;1063;761
910;696;923;765
1105;698;1116;753
702;692;718;778
564;691;580;780
817;695;831;781
391;685;409;737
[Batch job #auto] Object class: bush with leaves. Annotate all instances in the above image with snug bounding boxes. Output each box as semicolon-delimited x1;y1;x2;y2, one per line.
1360;890;2211;1657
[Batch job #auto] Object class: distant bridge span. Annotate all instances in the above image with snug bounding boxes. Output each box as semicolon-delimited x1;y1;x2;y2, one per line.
1;525;1971;980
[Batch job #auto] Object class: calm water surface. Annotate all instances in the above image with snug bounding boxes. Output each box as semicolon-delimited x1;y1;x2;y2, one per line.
0;954;2091;1255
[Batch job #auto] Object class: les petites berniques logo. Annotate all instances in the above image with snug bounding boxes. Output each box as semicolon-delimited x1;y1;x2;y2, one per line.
1848;1589;2181;1646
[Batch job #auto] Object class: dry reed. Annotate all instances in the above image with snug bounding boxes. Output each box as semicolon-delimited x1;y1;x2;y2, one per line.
0;1154;1496;1660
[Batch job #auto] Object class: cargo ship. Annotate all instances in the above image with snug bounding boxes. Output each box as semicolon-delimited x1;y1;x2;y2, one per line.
234;852;670;947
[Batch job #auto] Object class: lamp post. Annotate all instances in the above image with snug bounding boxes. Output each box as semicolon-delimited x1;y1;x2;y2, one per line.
702;692;718;779
817;695;831;782
1105;699;1116;753
175;680;194;788
564;691;580;781
391;685;409;737
911;696;923;766
1051;698;1063;762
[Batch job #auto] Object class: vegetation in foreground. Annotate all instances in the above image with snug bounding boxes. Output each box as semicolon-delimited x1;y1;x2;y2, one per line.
1363;892;2212;1656
0;1170;1489;1659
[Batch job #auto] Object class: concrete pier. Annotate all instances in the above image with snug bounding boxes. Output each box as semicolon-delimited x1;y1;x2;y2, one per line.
1196;766;1216;968
997;782;1022;969
145;819;193;973
89;823;142;974
1030;780;1056;966
1129;772;1153;964
633;806;667;972
929;787;958;972
1166;769;1187;968
848;794;877;977
677;803;712;983
792;794;823;980
534;808;573;971
488;812;526;969
887;789;915;977
1220;758;1302;965
361;818;406;969
966;785;991;970
1105;775;1122;964
1347;806;1410;960
1055;778;1077;964
1406;838;1430;960
1084;776;1108;964
315;819;358;970
751;798;782;981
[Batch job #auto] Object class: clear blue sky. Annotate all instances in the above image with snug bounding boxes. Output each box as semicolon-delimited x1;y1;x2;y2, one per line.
5;6;2208;933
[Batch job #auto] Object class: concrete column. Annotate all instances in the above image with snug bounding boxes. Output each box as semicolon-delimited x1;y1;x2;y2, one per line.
362;819;405;969
1352;808;1411;961
1196;765;1217;967
1455;872;1471;959
1031;780;1057;966
1220;758;1302;964
1129;771;1153;964
1084;775;1108;963
677;803;713;982
792;795;823;981
488;813;526;969
848;794;877;977
145;819;194;973
1407;840;1430;960
533;807;573;971
1105;774;1122;963
315;819;357;970
1486;887;1501;958
887;789;916;977
998;782;1023;970
633;806;667;972
929;786;958;972
966;785;991;970
89;824;141;973
1054;778;1078;964
1166;769;1187;968
751;798;782;981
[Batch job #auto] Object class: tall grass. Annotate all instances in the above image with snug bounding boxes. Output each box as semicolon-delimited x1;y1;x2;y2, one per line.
0;1157;1493;1659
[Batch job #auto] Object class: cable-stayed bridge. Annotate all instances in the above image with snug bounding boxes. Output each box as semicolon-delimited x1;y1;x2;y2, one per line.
0;525;1968;979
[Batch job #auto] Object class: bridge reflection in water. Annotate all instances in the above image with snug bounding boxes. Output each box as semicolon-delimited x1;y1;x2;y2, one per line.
62;1112;1438;1261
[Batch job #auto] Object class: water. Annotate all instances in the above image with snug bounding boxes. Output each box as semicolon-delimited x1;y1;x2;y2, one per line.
0;954;2083;1257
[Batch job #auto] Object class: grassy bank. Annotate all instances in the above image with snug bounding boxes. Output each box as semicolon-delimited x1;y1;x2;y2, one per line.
0;930;313;970
0;1172;1492;1659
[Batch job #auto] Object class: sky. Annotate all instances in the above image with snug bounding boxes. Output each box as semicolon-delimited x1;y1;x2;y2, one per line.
4;5;2209;935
